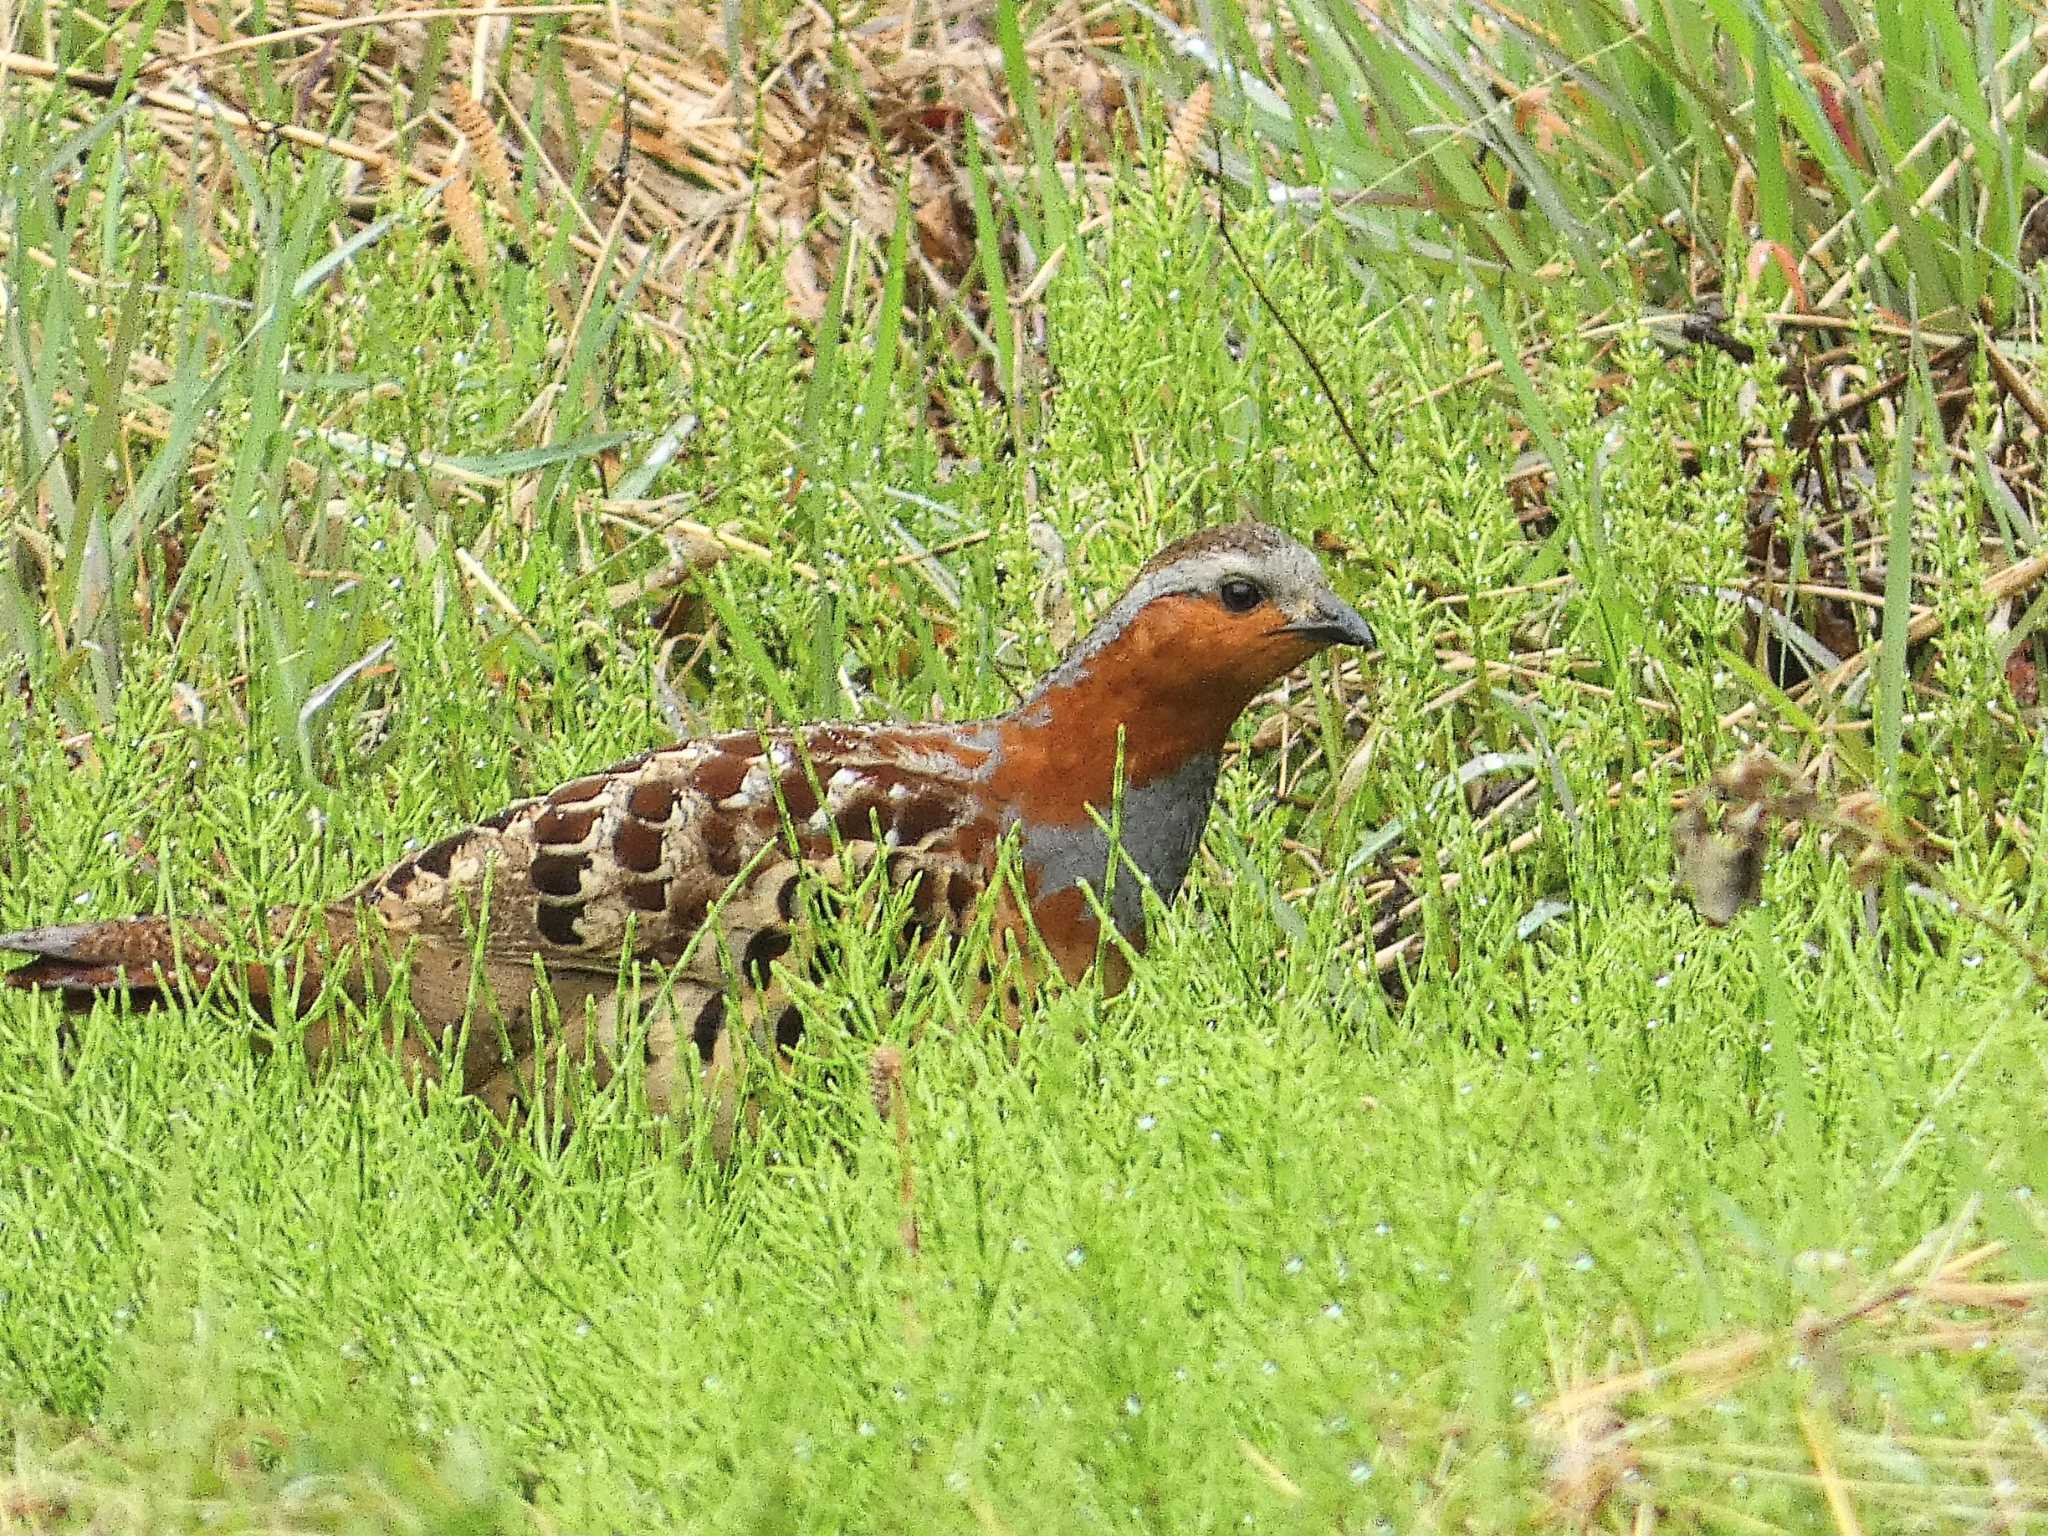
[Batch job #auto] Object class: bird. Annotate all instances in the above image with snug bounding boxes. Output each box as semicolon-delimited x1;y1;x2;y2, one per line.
0;520;1372;1146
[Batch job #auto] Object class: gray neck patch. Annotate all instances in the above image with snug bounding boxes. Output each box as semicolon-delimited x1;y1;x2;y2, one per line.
1015;752;1222;940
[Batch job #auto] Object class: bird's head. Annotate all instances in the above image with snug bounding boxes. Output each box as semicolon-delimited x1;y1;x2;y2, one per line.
1036;521;1374;712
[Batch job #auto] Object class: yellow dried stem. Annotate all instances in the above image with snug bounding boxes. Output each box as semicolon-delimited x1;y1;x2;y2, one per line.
1162;79;1213;191
448;81;518;216
442;157;492;280
1238;1442;1304;1500
10;0;1126;327
868;1042;901;1121
870;1044;919;1260
1532;1230;2028;1529
1800;1410;1868;1536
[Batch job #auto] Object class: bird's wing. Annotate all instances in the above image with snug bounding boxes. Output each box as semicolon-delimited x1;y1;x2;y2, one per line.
347;723;1009;984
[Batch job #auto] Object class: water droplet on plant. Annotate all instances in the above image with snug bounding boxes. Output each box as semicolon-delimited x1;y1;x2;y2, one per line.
1066;1246;1085;1268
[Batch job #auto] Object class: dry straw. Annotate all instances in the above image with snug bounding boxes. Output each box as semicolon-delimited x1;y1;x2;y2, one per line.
447;80;520;219
7;1;1140;334
1532;1223;2047;1531
1162;78;1213;190
441;156;492;279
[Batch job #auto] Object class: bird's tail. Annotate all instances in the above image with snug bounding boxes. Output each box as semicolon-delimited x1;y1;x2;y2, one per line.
0;917;251;1006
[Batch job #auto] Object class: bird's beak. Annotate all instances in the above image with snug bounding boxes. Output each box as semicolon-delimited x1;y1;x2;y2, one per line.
1276;593;1375;649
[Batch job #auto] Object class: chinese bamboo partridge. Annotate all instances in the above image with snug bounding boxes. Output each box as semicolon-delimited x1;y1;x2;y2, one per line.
0;521;1372;1143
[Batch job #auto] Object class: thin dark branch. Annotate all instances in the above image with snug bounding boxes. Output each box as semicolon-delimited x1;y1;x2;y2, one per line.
1679;314;1756;364
1206;132;1373;477
612;83;634;190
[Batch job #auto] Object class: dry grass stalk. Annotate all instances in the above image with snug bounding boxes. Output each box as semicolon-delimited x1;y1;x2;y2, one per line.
1532;1229;2045;1530
441;156;493;279
1542;1396;1634;1529
10;1;1135;341
1162;80;1213;190
447;80;522;224
870;1043;918;1260
1799;1410;1867;1536
1237;1440;1304;1499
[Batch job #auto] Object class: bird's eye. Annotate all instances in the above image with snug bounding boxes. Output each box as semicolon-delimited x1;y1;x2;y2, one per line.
1218;577;1264;613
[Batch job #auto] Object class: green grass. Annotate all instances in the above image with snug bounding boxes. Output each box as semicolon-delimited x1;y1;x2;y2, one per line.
1137;0;2045;324
4;21;2048;1532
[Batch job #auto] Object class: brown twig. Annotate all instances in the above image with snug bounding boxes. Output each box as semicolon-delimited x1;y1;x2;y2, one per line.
1206;132;1374;476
